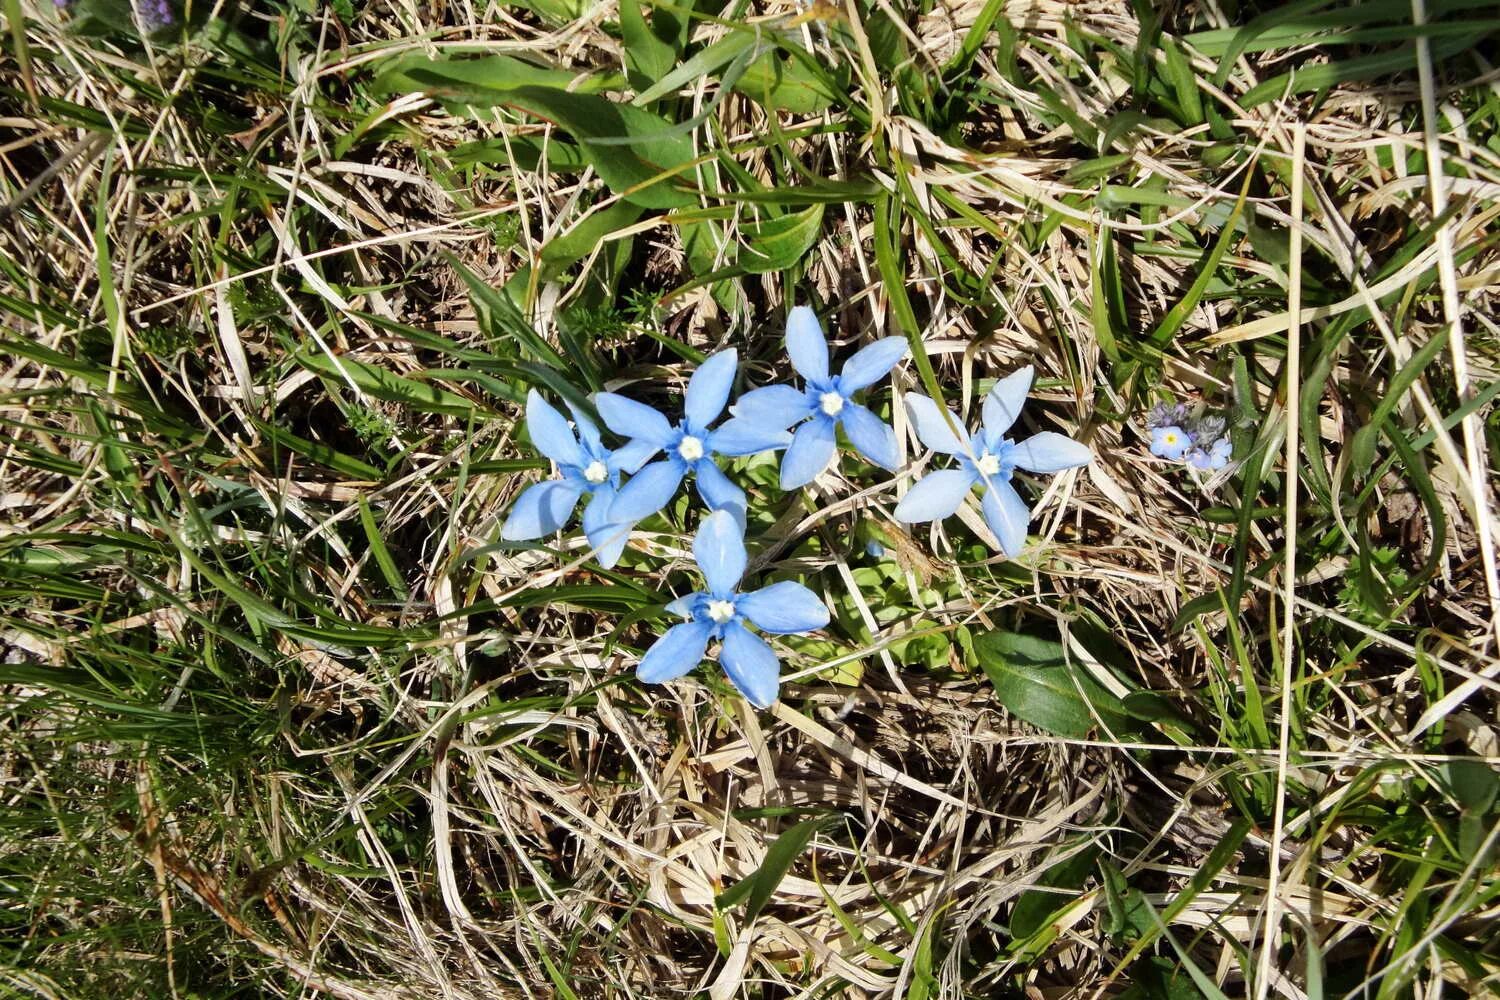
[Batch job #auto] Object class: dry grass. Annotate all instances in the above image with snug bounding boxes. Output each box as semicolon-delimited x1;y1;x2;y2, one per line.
2;0;1499;996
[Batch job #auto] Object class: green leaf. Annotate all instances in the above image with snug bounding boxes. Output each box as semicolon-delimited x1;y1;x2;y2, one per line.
716;817;825;923
358;497;409;600
732;49;838;114
633;30;759;106
620;0;680;91
378;64;697;208
1010;843;1099;939
497;87;697;208
1440;759;1500;814
297;352;478;417
974;631;1135;738
253;418;384;480
540;200;645;277
741;203;824;273
373;53;623;99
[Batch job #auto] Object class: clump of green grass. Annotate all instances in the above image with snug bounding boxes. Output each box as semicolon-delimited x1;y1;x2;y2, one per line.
2;0;1499;996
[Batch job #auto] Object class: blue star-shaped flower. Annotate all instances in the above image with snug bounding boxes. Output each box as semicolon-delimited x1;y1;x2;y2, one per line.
729;306;909;489
596;349;792;524
636;510;830;708
893;366;1091;557
500;390;655;567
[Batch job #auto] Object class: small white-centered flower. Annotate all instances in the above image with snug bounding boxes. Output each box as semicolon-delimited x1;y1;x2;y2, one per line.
638;511;831;708
895;367;1091;557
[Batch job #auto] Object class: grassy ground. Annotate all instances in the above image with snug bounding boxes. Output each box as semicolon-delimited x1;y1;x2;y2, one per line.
2;0;1499;996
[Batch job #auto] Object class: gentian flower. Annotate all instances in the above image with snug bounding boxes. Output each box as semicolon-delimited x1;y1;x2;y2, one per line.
636;509;830;708
730;306;908;489
500;389;654;568
1150;425;1193;460
894;366;1091;557
597;349;791;524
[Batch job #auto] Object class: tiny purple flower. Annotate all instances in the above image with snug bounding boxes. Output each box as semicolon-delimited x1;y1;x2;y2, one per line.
894;367;1091;557
637;510;830;708
137;0;175;30
1188;436;1233;471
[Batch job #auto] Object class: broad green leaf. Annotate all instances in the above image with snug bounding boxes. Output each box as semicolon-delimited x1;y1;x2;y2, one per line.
540;201;644;277
496;87;697;208
373;54;622;99
378;66;696;208
741;203;823;273
974;631;1134;738
298;352;478;417
633;30;759;106
732;49;838;114
620;0;678;91
1010;843;1099;939
716;817;825;923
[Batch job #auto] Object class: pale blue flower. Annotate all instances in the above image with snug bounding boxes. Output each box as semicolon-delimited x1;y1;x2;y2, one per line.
637;510;830;708
500;389;650;568
1150;425;1193;460
597;349;791;525
730;306;908;489
1188;436;1232;471
893;367;1091;557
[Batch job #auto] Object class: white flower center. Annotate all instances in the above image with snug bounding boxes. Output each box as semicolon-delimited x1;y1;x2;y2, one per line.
677;435;704;462
976;452;1002;477
707;599;736;624
583;460;608;484
819;391;845;417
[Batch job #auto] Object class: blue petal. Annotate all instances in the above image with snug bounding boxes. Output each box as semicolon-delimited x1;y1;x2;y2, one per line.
729;384;812;430
684;349;737;429
500;479;584;540
693;508;746;597
785;306;829;383
565;400;605;458
840;402;900;470
719;622;782;708
582;489;630;568
838;337;909;392
609;460;685;521
695;461;748;527
736;581;829;634
981;478;1031;557
665;592;701;618
1011;431;1091;474
526;390;584;469
905;394;971;455
982;366;1033;437
710;417;793;457
608;438;659;475
893;468;977;523
780;417;838;489
637;620;714;684
595;392;675;447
